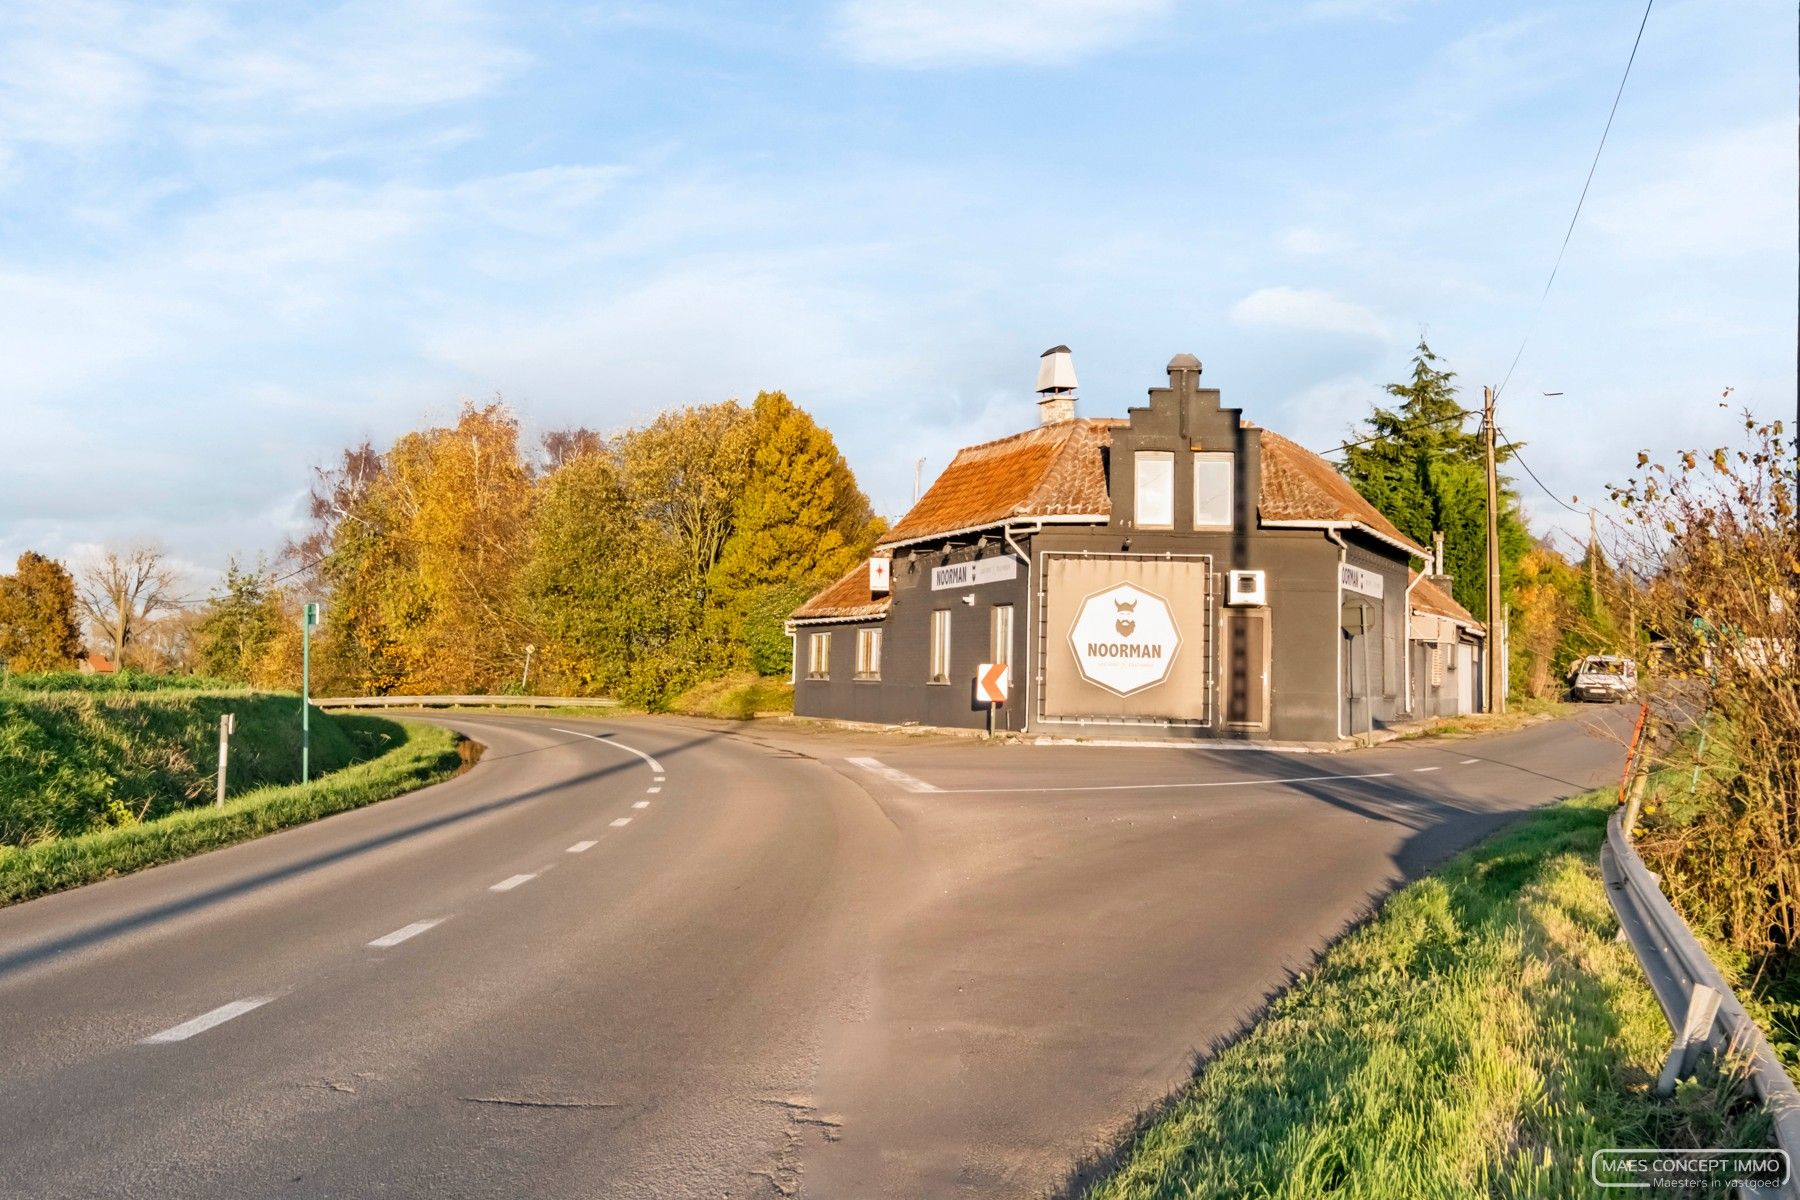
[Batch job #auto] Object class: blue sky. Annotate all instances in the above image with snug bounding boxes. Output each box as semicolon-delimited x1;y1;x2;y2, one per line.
3;0;1793;589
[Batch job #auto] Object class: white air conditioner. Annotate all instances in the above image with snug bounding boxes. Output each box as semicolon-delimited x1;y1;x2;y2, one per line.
1227;569;1267;607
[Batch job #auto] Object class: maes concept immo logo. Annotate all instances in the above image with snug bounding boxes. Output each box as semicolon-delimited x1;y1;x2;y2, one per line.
1068;582;1181;696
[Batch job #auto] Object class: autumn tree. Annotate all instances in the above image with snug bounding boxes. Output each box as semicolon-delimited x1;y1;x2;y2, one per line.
0;551;81;672
76;544;183;668
1343;341;1531;621
709;391;884;673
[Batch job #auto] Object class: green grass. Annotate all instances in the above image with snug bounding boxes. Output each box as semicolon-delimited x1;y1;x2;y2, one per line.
0;716;464;906
1083;791;1771;1200
0;669;245;693
666;672;794;720
0;688;366;844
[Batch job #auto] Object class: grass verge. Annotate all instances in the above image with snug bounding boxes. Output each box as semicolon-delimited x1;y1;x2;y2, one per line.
666;672;794;720
1082;790;1771;1199
0;716;464;907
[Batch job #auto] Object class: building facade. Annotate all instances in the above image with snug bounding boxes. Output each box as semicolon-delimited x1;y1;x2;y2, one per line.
790;350;1485;742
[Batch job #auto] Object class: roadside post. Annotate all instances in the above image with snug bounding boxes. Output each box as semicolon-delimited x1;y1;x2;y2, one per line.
215;712;236;807
976;662;1009;737
302;602;321;782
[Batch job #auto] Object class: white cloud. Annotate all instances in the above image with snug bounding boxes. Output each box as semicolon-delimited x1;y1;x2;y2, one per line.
1278;226;1349;257
1230;286;1387;339
832;0;1173;68
1590;120;1794;260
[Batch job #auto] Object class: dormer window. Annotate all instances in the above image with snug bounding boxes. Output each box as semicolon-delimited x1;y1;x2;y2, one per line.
1194;452;1234;530
1134;451;1173;528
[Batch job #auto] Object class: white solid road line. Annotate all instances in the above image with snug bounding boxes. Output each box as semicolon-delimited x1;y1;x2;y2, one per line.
1413;766;1440;773
567;840;598;853
368;918;445;948
846;756;942;793
490;874;538;892
140;998;272;1044
941;770;1397;795
610;817;632;827
632;800;650;809
550;727;666;775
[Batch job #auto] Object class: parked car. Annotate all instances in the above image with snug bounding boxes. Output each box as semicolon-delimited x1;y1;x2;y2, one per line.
1568;654;1638;703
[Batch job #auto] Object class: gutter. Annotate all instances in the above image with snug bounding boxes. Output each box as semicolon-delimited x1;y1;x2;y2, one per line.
1402;568;1425;716
1003;521;1043;734
1327;529;1348;740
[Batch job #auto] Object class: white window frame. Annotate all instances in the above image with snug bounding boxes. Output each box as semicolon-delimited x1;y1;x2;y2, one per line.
1193;451;1234;531
807;631;831;679
855;627;883;680
929;609;952;684
1134;451;1174;529
990;604;1013;666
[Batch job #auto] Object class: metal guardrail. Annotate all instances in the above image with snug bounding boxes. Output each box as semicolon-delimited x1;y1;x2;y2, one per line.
1602;808;1800;1195
311;695;619;710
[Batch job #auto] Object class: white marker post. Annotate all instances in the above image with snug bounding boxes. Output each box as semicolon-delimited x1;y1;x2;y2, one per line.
215;712;236;807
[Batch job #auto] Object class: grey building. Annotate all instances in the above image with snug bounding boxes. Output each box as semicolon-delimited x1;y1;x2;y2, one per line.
789;349;1484;742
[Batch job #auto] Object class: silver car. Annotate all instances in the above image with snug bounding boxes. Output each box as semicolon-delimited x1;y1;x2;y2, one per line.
1569;654;1638;703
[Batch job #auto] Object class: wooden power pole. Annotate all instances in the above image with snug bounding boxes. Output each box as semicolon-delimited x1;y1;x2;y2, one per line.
1483;385;1506;714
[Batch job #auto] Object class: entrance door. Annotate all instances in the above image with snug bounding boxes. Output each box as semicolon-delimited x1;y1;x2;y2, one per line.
1222;608;1269;728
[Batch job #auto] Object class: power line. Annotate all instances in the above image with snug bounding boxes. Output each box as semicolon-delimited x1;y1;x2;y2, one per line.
1495;427;1584;515
1495;0;1655;400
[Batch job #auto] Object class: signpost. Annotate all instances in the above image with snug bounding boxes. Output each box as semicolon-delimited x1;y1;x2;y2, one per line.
216;712;236;807
302;602;320;782
976;662;1009;736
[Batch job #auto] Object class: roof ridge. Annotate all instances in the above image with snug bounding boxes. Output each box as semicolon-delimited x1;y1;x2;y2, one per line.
946;416;1123;461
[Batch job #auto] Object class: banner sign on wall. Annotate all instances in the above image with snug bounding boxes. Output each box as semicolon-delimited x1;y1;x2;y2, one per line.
931;556;1019;591
1041;555;1211;722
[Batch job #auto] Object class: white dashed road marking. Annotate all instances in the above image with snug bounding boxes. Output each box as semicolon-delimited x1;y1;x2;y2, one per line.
610;817;632;828
632;800;649;809
368;919;444;948
846;757;942;793
567;841;597;853
1413;767;1440;773
141;998;272;1044
550;727;666;775
490;874;537;892
1461;758;1479;764
647;787;662;794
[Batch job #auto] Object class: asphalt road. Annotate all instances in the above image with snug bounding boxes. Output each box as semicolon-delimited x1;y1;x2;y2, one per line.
0;708;1631;1198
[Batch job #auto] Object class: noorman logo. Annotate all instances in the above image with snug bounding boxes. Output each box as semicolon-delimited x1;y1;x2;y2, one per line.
1069;582;1181;695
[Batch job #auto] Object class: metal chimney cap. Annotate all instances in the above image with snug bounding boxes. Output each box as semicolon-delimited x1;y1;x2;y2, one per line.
1036;345;1078;395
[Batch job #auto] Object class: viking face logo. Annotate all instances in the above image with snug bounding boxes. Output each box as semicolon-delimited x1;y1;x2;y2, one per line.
1114;596;1137;636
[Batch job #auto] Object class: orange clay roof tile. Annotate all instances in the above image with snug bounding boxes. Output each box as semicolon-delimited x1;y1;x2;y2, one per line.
790;559;891;622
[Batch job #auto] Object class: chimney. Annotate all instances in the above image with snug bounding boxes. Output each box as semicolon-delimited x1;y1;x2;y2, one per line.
1035;345;1078;425
1428;530;1454;592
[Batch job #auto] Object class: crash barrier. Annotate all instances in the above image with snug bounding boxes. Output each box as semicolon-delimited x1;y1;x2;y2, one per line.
311;695;619;710
1602;808;1800;1196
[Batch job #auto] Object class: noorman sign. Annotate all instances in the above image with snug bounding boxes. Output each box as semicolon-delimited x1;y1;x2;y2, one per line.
931;556;1019;591
1068;582;1182;696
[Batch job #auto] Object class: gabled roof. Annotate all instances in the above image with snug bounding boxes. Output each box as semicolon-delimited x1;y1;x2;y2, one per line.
1410;571;1484;633
875;418;1428;557
1257;430;1429;557
877;418;1120;548
789;559;892;623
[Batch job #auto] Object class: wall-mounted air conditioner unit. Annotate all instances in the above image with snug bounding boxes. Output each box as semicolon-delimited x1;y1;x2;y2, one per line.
1227;569;1267;607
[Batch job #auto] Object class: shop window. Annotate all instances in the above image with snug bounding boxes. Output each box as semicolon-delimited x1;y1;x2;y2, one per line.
1193;452;1234;530
1134;451;1173;528
855;628;883;680
929;609;952;683
990;604;1013;666
807;631;831;679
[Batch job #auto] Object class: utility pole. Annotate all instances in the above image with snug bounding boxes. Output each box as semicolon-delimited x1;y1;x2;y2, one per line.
1483;385;1505;714
913;457;926;504
1588;508;1600;600
302;602;320;782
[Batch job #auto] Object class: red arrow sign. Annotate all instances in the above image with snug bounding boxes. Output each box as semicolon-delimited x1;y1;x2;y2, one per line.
976;662;1009;704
